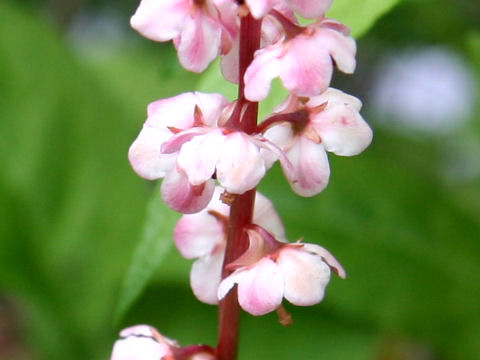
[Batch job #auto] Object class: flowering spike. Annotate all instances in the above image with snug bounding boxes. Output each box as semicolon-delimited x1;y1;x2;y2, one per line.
123;0;371;358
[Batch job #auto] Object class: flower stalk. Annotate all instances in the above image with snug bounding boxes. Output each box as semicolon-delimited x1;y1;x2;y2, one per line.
217;13;261;359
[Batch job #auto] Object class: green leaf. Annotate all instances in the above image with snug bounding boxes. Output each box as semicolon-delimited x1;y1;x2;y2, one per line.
114;186;180;324
328;0;404;37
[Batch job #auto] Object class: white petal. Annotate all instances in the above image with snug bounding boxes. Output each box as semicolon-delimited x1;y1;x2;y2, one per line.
177;130;225;185
283;137;330;197
302;243;346;278
119;325;155;338
130;0;189;41
278;247;331;306
307;88;363;111
216;133;266;194
217;269;245;300
318;25;357;74
263;122;294;150
128;125;176;180
146;93;200;129
190;249;225;304
312;105;373;156
111;337;168;360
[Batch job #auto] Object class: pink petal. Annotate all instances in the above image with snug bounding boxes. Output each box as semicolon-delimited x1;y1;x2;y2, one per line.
279;34;333;97
283;136;330;196
288;0;333;18
216;133;266;194
146;93;205;129
130;0;190;41
277;246;331;306
245;0;279;19
244;45;283;101
317;24;357;74
160;127;210;154
252;192;286;241
192;92;231;127
174;186;230;257
213;0;239;42
307;87;362;111
236;258;284;315
161;169;215;213
174;211;224;259
220;38;239;83
177;129;226;185
311;102;373;156
190;249;225;304
176;11;223;72
128;124;176;180
302;243;346;278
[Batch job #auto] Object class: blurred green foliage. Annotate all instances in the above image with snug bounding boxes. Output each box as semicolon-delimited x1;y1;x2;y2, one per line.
0;1;479;360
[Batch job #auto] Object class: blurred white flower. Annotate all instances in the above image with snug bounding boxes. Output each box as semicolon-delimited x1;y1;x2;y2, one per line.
370;47;476;134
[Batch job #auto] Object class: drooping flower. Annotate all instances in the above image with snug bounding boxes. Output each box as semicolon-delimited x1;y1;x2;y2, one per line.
217;226;346;316
111;325;217;360
111;325;178;360
129;92;282;213
244;17;356;101
174;187;286;304
128;92;228;213
130;0;238;72
262;88;373;196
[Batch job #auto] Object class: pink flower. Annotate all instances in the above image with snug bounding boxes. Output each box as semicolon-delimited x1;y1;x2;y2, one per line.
174;187;285;304
245;0;333;19
111;325;178;360
130;0;238;72
244;18;356;101
263;88;373;196
128;92;230;213
129;92;282;213
217;227;346;316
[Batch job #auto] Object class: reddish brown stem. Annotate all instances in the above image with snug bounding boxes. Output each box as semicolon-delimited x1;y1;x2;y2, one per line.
216;12;262;360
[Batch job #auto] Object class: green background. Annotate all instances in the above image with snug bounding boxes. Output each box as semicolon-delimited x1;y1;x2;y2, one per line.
1;0;479;359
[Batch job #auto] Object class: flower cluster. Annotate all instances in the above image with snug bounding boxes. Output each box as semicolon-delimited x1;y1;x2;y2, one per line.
114;0;372;359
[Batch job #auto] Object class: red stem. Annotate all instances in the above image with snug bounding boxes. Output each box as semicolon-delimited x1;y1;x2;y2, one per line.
216;12;261;360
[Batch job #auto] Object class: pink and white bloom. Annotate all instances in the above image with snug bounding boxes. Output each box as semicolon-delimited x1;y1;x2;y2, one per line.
129;92;281;213
128;92;229;213
130;0;238;72
244;18;356;101
263;88;373;196
217;227;346;316
245;0;333;19
174;187;285;304
111;325;178;360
